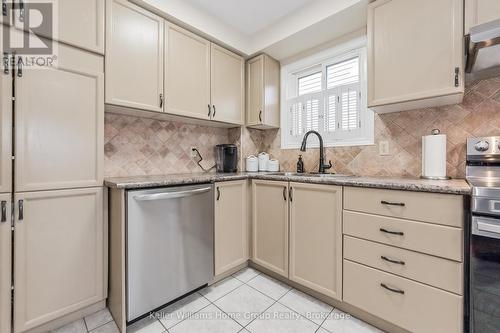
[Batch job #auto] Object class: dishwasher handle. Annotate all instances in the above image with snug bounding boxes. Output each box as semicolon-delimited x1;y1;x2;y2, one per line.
133;187;212;201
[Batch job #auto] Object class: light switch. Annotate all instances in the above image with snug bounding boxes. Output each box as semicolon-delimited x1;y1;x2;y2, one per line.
379;141;390;156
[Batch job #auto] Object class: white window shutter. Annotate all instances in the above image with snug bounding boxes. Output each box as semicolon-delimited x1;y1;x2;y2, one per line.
339;85;360;131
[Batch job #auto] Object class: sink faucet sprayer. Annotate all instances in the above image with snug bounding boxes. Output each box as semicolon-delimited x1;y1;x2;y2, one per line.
300;130;332;174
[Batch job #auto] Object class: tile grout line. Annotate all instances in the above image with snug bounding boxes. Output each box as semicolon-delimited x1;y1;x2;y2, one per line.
160;300;214;332
314;308;334;333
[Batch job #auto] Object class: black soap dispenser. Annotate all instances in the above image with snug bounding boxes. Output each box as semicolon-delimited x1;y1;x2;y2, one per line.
297;155;304;173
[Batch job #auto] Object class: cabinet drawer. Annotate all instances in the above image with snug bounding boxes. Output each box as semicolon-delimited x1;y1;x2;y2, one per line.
344;187;463;227
343;210;462;261
344;260;463;333
344;236;463;294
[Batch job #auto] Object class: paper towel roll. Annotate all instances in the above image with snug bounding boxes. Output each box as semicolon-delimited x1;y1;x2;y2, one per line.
422;134;447;178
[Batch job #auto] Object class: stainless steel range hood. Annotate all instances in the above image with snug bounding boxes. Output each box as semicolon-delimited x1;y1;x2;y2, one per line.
466;18;500;80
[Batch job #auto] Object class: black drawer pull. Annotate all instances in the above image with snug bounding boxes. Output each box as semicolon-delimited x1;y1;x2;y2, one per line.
283;187;287;201
381;283;404;294
380;228;404;236
381;200;405;207
216;187;220;201
1;201;6;222
381;256;405;265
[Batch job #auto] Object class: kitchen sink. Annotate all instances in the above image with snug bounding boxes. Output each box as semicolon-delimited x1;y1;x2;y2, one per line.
267;172;354;178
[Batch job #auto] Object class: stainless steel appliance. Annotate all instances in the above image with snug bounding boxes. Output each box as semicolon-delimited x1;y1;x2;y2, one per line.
215;144;238;173
126;184;214;322
466;136;500;333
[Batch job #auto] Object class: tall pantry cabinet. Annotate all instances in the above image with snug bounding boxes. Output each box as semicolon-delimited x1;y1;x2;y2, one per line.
1;4;106;332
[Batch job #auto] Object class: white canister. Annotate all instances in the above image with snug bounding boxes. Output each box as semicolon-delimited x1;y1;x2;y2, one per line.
246;155;259;172
258;152;269;171
267;159;280;172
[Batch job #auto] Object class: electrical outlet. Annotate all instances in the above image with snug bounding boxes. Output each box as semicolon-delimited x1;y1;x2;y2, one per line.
379;141;390;156
190;147;198;158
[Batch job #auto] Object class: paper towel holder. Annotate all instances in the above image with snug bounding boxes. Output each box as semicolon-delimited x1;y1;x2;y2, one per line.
420;129;452;180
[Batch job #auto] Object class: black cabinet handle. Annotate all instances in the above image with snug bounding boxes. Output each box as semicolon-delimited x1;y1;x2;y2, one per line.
381;256;405;265
213;105;216;118
3;53;9;75
17;57;22;78
1;201;6;222
289;187;293;202
18;0;24;22
379;228;404;236
207;104;211;117
159;93;164;108
18;200;23;221
381;200;405;207
283;187;287;201
259;110;262;122
380;283;405;295
216;187;220;201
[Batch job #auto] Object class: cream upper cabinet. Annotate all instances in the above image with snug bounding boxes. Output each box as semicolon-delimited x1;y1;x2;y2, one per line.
14;188;105;333
252;180;289;277
0;193;11;333
165;22;211;120
11;0;104;54
367;0;464;113
0;27;11;194
465;0;500;34
15;43;103;192
210;44;244;125
246;54;280;129
289;183;343;300
106;0;164;112
214;180;248;276
57;0;105;54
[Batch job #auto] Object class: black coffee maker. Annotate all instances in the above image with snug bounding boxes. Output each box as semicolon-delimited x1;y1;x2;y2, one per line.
215;144;238;173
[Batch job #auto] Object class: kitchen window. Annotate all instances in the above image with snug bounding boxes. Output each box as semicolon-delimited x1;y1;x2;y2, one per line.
281;40;374;149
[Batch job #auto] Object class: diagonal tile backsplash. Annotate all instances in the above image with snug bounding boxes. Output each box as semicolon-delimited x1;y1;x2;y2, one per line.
104;76;500;179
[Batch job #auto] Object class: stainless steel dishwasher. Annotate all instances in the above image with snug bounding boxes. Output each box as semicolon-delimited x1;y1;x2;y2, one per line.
126;184;214;322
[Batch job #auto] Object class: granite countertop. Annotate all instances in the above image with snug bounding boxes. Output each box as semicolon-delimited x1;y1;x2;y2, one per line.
104;172;471;195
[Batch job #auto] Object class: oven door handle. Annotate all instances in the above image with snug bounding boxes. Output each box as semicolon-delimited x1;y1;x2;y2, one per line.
473;216;500;239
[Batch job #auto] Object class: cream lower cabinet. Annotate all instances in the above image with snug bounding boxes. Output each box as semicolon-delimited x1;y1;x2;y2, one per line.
368;0;464;113
252;180;289;277
106;0;164;112
465;0;500;34
14;43;104;192
0;193;11;333
13;188;105;333
214;181;248;276
289;183;343;300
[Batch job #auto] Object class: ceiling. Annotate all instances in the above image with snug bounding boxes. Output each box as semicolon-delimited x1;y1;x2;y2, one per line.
182;0;315;35
132;0;367;60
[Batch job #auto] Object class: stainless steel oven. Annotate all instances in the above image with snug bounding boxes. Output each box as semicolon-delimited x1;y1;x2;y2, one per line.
467;137;500;333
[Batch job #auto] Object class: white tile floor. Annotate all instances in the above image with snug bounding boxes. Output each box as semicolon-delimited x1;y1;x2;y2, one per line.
52;267;384;333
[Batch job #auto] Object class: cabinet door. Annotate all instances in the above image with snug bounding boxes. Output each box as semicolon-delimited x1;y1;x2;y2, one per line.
165;23;211;120
15;43;103;192
252;180;289;277
106;0;164;112
289;183;343;300
0;25;11;194
215;180;248;276
368;0;463;107
13;0;105;54
465;0;500;34
210;44;244;125
56;0;105;54
0;193;11;333
246;55;264;126
14;188;105;333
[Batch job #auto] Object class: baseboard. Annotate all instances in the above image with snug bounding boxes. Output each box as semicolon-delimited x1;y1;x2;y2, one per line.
23;300;106;333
